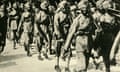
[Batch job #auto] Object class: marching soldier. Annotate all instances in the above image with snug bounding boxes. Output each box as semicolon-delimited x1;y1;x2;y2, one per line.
34;0;50;60
54;0;71;71
63;0;94;72
48;4;56;54
91;0;105;69
17;1;34;57
96;0;118;72
7;2;19;49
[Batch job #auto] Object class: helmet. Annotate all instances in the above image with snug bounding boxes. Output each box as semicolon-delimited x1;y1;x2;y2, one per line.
40;0;49;10
56;1;70;13
77;0;89;10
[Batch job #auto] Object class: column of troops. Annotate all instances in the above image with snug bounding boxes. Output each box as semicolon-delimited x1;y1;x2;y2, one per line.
0;0;120;72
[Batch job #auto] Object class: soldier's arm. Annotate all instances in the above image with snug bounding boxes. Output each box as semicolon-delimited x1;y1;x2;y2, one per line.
54;13;60;36
17;13;24;32
7;16;10;29
64;17;79;50
34;14;39;36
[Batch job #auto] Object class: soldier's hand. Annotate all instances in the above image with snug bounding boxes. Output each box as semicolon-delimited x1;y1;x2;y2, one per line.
16;32;19;37
54;31;61;39
34;32;39;37
95;28;102;33
54;31;60;36
63;44;68;52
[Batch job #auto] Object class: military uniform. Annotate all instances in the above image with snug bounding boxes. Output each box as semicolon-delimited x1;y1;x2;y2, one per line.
64;13;94;72
63;0;95;72
7;2;20;49
54;1;71;57
92;6;103;57
34;0;50;59
54;1;71;71
17;2;33;56
97;0;117;72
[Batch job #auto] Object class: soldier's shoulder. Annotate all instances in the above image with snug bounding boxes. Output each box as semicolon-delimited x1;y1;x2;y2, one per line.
54;12;61;17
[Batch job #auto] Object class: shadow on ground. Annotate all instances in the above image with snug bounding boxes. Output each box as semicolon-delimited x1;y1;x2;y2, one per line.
0;61;17;68
0;54;26;62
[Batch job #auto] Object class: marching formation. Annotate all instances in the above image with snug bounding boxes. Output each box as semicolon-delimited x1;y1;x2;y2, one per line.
0;0;120;72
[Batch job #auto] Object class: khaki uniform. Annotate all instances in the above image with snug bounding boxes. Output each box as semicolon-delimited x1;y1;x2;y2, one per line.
35;9;50;52
54;11;71;57
54;1;71;71
20;12;33;45
17;10;33;56
64;13;93;71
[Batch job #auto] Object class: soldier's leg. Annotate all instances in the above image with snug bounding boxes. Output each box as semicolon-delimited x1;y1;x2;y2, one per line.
40;25;49;59
55;41;62;72
0;33;3;53
24;42;32;57
49;34;54;54
0;42;4;54
47;30;54;55
13;30;17;49
85;35;93;70
92;32;102;57
51;37;57;54
65;48;72;72
61;26;70;61
102;51;110;72
37;36;44;60
48;25;55;54
0;32;6;53
10;30;15;49
24;33;32;57
43;39;49;59
74;36;87;72
84;51;91;71
101;33;112;72
41;36;49;59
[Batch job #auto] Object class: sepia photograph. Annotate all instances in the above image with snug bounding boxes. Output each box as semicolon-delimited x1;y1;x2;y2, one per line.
0;0;120;72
